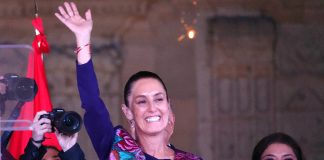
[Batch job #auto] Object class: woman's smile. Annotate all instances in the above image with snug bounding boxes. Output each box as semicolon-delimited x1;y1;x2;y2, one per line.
145;116;161;122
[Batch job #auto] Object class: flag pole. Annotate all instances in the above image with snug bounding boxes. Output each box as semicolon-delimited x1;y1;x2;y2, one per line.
34;0;38;18
34;0;40;35
34;0;44;60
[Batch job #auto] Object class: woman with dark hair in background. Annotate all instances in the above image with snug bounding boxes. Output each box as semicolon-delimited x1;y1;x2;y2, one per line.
252;132;305;160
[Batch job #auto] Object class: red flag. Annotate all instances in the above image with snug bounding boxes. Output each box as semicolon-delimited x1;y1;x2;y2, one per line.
7;17;61;159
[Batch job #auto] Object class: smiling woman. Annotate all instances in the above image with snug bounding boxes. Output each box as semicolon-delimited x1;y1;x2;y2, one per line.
54;1;202;160
122;75;171;136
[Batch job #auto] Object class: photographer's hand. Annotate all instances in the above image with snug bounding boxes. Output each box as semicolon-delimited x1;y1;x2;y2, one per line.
55;131;78;152
32;111;52;147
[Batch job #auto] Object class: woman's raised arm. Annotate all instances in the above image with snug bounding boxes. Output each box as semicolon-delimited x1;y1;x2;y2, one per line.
54;1;92;64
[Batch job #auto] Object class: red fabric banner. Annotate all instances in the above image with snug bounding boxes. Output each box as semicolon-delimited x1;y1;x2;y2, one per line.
7;17;61;159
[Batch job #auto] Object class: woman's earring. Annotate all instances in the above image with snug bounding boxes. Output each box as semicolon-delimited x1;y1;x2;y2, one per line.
130;120;135;128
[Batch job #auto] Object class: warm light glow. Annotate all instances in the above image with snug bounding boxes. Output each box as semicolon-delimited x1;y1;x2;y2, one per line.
177;0;199;42
187;29;196;39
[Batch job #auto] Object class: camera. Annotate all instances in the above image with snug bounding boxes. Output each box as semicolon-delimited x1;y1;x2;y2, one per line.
0;73;38;102
39;108;82;135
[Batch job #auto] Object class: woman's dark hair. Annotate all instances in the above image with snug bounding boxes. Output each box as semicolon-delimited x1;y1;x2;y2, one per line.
123;71;168;107
252;132;305;160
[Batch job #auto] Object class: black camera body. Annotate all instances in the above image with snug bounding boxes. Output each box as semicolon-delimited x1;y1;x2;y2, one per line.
39;108;82;135
0;73;38;102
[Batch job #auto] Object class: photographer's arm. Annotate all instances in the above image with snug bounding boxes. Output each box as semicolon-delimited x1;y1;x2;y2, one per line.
59;143;85;160
19;139;47;160
56;132;85;160
20;111;52;160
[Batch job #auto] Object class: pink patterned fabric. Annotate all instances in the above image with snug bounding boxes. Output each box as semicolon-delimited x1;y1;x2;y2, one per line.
109;127;203;160
109;127;145;160
174;148;202;160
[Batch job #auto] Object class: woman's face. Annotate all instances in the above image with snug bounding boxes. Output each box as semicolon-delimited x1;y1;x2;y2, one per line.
128;78;170;135
261;143;297;160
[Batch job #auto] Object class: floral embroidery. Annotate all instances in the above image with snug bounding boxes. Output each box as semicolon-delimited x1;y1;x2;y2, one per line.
109;127;145;160
109;126;202;160
116;129;140;153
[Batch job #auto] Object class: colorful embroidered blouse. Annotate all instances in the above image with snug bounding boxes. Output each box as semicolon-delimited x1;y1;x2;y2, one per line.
77;60;202;160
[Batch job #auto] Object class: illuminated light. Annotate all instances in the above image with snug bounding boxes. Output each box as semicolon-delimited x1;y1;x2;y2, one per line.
187;29;196;39
178;0;199;41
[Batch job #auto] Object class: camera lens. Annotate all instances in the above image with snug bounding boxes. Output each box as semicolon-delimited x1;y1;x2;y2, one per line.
15;78;38;102
64;113;79;127
59;111;82;135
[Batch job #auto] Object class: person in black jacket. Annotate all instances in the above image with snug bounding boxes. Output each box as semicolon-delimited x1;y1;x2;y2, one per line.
20;111;85;160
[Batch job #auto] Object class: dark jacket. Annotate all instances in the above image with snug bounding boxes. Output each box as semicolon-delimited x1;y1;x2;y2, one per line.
19;138;85;160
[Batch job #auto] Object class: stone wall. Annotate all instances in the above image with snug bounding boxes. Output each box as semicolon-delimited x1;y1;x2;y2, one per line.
1;0;324;159
195;13;324;160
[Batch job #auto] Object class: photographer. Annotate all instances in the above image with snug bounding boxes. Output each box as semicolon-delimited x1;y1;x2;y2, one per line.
20;111;85;160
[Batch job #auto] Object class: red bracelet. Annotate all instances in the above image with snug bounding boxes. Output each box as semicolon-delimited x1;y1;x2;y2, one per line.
74;43;91;54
